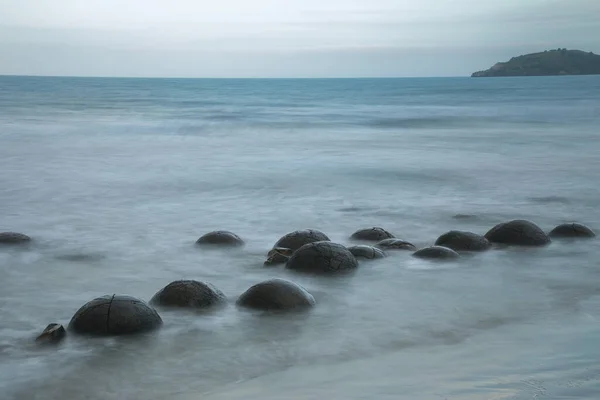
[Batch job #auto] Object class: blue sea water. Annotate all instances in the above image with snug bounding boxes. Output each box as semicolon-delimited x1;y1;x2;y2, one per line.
1;75;600;400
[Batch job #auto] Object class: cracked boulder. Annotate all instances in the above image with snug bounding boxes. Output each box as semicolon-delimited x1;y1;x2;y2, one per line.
375;238;416;251
347;245;387;260
350;227;395;242
548;223;596;239
265;229;330;265
434;230;491;252
286;241;358;274
413;246;460;260
150;280;226;309
237;278;315;311
484;219;550;246
68;295;163;336
196;230;245;247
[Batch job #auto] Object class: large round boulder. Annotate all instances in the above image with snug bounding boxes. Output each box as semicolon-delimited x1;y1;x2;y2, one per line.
0;232;31;245
484;219;550;246
434;230;491;252
274;229;330;251
196;230;244;247
68;295;163;336
350;227;395;242
347;245;387;260
548;223;596;239
286;241;358;274
375;238;416;251
237;278;315;311
150;280;226;309
413;246;460;260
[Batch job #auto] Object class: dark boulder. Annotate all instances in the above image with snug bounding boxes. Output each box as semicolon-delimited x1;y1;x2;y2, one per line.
237;278;315;311
350;227;395;242
0;232;31;245
150;280;226;309
484;219;550;246
347;245;387;260
35;323;66;345
375;238;416;251
435;230;491;252
413;246;460;260
274;229;330;252
286;241;358;274
68;295;163;336
548;223;596;239
196;230;244;247
264;247;294;266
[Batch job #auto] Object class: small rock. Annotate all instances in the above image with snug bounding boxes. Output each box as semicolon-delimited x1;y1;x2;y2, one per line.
35;323;66;345
375;238;416;251
350;227;395;242
347;245;387;260
0;232;31;245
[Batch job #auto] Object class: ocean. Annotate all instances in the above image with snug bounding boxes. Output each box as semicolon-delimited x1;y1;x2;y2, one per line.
1;75;599;400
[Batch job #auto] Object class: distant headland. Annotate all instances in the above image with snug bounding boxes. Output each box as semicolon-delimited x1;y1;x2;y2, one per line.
471;49;600;77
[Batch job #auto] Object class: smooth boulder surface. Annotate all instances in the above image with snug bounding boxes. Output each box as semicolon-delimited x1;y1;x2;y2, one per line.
413;246;460;260
286;241;358;274
150;280;226;309
68;295;163;336
375;238;416;251
274;229;330;252
0;232;31;245
196;230;245;247
548;223;596;239
350;227;395;242
35;323;66;345
435;230;491;252
237;278;315;311
347;245;387;260
484;219;551;246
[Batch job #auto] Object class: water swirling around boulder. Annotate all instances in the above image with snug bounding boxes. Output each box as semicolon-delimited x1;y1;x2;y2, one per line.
195;231;245;247
375;238;416;251
0;232;31;245
350;227;395;242
435;230;491;252
484;219;551;247
236;278;315;311
413;246;460;260
285;241;358;274
68;295;163;337
347;245;387;260
150;280;226;309
548;223;596;239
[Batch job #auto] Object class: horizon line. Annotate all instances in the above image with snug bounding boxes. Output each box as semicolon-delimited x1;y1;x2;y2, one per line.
0;73;469;80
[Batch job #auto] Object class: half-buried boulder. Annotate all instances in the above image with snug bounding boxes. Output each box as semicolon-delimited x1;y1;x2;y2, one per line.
68;295;163;336
347;245;387;260
434;230;491;252
237;278;315;311
0;232;31;245
35;323;66;345
150;280;226;309
375;238;416;251
413;246;460;260
265;229;331;265
350;227;395;242
196;231;245;247
484;219;550;246
286;241;358;274
548;223;596;239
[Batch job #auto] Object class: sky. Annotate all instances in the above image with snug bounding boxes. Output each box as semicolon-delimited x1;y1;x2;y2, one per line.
0;0;599;78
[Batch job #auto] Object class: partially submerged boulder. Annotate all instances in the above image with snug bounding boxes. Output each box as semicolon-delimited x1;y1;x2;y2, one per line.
237;278;315;311
413;246;460;260
0;232;31;245
35;323;66;345
434;230;491;252
196;231;245;247
286;241;358;274
150;280;226;309
68;295;163;336
350;227;395;242
347;245;387;260
265;229;330;265
548;223;596;239
484;219;550;246
375;238;416;251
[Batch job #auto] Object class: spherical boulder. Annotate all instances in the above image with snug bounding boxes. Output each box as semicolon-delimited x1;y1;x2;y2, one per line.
274;229;330;252
68;295;163;336
350;227;395;242
286;241;358;274
434;230;491;252
375;238;416;251
484;219;550;246
347;245;387;260
196;231;244;247
548;223;596;239
0;232;31;245
35;323;66;345
150;280;226;309
237;278;315;311
413;246;460;260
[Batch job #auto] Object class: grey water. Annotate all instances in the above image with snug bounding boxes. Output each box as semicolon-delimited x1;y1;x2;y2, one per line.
1;75;600;400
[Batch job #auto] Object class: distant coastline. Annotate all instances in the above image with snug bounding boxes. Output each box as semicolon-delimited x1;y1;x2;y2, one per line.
472;49;600;77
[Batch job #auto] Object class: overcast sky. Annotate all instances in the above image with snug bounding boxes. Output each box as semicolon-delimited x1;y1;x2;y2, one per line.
0;0;598;77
